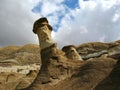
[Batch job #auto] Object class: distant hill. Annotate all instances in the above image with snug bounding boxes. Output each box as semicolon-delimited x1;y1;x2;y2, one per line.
0;44;40;65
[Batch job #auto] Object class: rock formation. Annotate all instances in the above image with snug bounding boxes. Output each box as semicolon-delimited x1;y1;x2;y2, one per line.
22;18;120;90
32;18;58;84
33;17;55;49
94;59;120;90
0;40;120;90
0;17;120;90
0;44;40;66
62;45;83;61
22;17;83;90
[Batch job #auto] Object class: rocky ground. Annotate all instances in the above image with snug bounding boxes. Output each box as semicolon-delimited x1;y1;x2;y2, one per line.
0;40;120;90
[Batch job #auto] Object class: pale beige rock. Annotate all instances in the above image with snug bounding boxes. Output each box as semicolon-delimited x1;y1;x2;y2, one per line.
33;17;55;49
62;45;83;61
37;25;55;49
108;45;120;56
28;18;58;87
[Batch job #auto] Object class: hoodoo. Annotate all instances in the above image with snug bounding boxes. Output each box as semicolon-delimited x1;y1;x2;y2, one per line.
33;17;55;49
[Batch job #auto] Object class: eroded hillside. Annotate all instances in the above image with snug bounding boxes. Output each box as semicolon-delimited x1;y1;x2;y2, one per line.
0;44;40;65
0;40;120;90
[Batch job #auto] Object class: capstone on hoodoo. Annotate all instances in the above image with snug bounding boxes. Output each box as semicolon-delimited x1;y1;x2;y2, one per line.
33;17;55;49
62;45;83;61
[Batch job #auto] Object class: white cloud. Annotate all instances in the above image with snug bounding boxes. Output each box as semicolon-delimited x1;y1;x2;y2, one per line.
37;0;67;28
112;13;120;22
41;2;60;16
53;0;120;48
79;0;97;10
0;0;66;46
100;0;119;11
0;0;39;46
79;26;88;34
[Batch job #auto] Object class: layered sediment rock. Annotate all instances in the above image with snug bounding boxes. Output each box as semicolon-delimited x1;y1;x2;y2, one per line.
95;59;120;90
0;40;120;90
0;44;40;66
62;45;83;61
22;17;120;90
0;17;120;90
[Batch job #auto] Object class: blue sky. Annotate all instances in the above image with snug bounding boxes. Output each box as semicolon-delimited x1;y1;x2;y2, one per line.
0;0;120;48
63;0;79;9
32;0;79;13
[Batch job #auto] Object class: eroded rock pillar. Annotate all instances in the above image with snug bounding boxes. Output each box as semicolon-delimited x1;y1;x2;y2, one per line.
33;17;55;49
32;17;56;85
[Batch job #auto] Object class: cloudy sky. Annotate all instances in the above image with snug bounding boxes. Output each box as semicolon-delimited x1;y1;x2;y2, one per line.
0;0;120;48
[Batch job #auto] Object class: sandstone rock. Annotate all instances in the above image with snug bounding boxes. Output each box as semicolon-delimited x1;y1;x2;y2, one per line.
0;46;20;55
46;58;116;90
24;18;58;89
108;45;120;56
62;45;83;61
30;44;60;85
33;17;55;49
0;59;19;65
22;17;120;90
16;79;31;90
0;72;25;90
22;41;84;90
0;40;119;90
1;17;120;90
0;44;40;65
81;50;108;60
94;59;120;90
18;44;39;53
76;41;120;60
0;70;38;90
0;46;20;60
14;52;40;65
77;42;109;55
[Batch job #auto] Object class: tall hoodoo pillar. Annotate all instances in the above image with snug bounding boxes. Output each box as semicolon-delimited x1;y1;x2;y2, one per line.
23;17;82;90
32;17;56;85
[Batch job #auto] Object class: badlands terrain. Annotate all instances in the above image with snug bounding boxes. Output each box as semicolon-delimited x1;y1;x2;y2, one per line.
0;40;120;90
